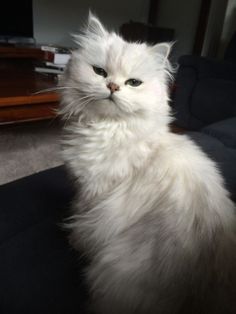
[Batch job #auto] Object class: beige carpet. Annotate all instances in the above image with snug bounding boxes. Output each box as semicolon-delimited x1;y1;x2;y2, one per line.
0;120;63;185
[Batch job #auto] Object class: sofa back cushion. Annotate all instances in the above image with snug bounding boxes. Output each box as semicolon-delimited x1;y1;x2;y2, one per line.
172;56;236;130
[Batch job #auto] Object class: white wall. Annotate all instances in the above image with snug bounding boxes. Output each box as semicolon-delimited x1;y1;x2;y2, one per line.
33;0;201;60
33;0;149;47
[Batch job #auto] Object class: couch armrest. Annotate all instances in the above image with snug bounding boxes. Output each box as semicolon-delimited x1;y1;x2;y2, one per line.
202;117;236;149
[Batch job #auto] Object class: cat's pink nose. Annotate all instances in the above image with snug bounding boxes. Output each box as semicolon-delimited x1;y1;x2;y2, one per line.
107;82;120;93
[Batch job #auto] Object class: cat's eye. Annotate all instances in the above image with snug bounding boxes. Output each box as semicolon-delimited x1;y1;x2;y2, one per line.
125;79;143;87
93;66;107;78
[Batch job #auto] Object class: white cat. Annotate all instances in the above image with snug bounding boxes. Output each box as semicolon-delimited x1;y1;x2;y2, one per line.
60;13;236;314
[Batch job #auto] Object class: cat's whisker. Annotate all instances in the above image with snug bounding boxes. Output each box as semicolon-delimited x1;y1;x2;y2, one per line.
60;98;80;117
78;94;95;101
62;108;77;128
61;96;95;127
78;97;95;111
32;86;78;95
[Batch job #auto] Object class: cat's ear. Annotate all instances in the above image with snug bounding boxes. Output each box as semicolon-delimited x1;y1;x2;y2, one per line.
151;42;172;62
87;11;107;37
72;12;107;47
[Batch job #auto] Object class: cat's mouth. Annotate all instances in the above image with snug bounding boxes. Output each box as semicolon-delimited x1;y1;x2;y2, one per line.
107;95;116;103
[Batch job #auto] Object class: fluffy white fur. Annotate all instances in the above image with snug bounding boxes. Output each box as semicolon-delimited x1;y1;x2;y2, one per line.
60;13;236;314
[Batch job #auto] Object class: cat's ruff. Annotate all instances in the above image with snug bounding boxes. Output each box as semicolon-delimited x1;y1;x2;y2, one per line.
61;12;236;314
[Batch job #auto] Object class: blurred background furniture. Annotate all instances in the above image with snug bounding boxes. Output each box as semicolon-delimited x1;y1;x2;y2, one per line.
120;0;175;49
224;31;236;63
0;48;59;124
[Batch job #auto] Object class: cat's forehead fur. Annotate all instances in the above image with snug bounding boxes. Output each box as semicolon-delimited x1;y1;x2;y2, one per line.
73;13;170;79
85;36;153;77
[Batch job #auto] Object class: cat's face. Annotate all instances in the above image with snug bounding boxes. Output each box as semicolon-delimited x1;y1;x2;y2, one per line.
61;13;172;123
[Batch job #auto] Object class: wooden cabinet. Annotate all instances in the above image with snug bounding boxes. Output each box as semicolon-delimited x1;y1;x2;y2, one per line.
0;48;60;124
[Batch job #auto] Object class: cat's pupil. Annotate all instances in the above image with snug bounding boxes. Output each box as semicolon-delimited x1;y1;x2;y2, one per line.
125;79;142;87
93;66;107;78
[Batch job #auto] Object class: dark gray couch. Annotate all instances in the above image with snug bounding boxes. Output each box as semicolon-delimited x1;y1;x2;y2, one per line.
0;166;89;314
172;55;236;201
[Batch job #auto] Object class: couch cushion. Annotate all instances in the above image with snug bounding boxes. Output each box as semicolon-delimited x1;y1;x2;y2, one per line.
173;55;236;130
187;132;236;201
191;80;236;125
0;166;88;314
202;118;236;149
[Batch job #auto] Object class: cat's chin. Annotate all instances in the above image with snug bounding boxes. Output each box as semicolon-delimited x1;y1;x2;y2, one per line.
102;98;133;118
96;98;117;107
105;97;115;104
83;98;125;120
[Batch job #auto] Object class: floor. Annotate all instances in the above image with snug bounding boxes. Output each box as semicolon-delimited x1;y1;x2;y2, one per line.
0;120;63;185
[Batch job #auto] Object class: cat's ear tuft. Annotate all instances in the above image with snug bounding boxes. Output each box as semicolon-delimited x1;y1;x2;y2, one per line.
151;42;172;61
87;11;107;37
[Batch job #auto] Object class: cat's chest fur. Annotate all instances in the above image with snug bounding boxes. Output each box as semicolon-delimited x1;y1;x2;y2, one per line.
64;119;235;258
63;120;157;198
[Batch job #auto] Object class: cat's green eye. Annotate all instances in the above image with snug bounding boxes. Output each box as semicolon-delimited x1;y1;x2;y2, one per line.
125;79;143;87
93;66;107;78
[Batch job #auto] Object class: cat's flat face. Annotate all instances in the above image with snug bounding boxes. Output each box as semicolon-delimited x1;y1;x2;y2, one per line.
61;13;172;122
